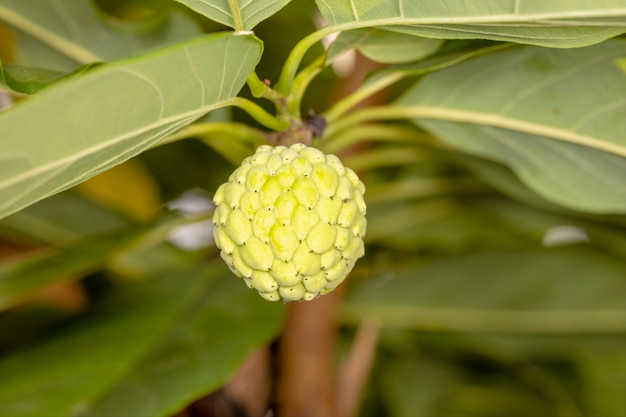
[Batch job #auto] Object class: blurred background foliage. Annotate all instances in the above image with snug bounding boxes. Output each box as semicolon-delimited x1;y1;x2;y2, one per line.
0;1;625;416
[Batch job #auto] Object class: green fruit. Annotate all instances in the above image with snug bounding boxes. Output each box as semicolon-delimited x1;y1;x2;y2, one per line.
213;143;366;302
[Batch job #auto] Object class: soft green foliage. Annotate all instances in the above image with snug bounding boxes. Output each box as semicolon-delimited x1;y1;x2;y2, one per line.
0;0;202;71
398;40;626;213
0;33;262;219
172;0;291;31
0;1;625;416
316;0;626;47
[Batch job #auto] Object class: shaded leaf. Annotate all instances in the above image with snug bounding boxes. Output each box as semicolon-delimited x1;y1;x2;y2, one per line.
578;351;626;417
344;248;626;334
0;265;219;417
327;28;443;64
379;357;457;417
173;0;291;31
0;191;132;245
77;268;284;417
0;227;143;311
0;32;262;220
396;41;626;213
0;61;104;94
0;0;202;71
317;0;626;47
0;61;63;94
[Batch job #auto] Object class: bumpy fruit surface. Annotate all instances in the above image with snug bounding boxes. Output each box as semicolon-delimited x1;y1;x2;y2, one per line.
213;143;366;302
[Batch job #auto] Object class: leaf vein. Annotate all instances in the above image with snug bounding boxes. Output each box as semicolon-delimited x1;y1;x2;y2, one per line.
570;98;626;133
500;49;619;115
184;47;206;106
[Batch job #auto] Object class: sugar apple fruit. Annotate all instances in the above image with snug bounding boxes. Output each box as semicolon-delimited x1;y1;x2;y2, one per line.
213;143;366;302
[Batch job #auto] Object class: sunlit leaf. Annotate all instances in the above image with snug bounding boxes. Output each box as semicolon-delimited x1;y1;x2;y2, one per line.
317;0;626;47
173;0;291;31
0;32;262;220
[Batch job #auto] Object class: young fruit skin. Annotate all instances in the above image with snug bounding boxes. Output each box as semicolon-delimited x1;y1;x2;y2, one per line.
213;143;366;302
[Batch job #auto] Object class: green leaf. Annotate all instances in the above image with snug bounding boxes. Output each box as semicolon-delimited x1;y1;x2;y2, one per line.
173;0;291;31
0;32;262;220
316;0;626;47
0;191;132;245
0;61;64;94
327;28;443;64
0;0;202;71
0;263;284;417
396;41;626;214
578;351;626;417
0;265;217;417
0;61;104;94
76;271;284;417
378;357;457;417
0;227;143;311
344;248;626;334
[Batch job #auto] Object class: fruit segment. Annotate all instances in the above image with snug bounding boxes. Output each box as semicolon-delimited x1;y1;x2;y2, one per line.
213;144;366;301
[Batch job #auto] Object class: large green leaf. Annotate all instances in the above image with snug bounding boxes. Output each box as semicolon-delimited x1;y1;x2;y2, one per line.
0;227;142;311
0;0;202;71
316;0;626;47
344;248;626;334
0;263;284;417
0;32;262;220
0;191;131;245
77;271;284;417
173;0;291;31
395;41;626;214
0;265;213;417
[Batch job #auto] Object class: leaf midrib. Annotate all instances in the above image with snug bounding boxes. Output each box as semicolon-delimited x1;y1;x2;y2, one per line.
342;304;626;334
410;106;626;157
0;98;237;192
325;8;626;26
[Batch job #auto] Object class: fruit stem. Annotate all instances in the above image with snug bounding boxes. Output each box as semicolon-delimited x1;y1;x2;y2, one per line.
286;55;326;118
276;26;337;95
227;97;290;131
247;73;285;106
317;123;436;154
323;71;404;124
159;122;268;146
